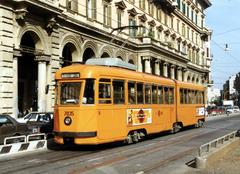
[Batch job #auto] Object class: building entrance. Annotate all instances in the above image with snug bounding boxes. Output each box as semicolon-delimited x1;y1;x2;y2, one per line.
18;53;38;114
18;33;38;115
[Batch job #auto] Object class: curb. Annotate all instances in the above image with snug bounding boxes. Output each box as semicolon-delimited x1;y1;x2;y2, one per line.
195;131;239;169
0;134;47;159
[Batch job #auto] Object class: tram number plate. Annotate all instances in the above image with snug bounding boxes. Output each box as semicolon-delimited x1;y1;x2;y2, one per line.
64;111;74;116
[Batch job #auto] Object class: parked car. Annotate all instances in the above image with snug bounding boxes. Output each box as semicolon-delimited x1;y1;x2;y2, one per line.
233;106;240;112
38;119;54;138
0;114;30;145
226;106;233;114
22;112;54;138
17;112;53;123
226;106;239;114
207;106;225;116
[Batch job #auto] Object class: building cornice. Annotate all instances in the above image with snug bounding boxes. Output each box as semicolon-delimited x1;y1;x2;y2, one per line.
201;0;212;9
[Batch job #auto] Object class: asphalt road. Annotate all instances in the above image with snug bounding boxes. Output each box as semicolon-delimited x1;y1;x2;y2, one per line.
0;113;239;174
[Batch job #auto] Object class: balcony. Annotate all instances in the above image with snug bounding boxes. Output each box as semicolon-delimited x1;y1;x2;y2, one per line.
39;0;59;7
12;0;61;11
208;80;214;87
152;0;177;13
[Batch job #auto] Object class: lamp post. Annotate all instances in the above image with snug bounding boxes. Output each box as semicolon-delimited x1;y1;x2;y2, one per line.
223;91;229;100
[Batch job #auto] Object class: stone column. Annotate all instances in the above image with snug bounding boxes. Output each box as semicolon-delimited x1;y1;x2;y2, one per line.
177;67;183;81
138;57;143;72
170;65;175;80
155;60;160;76
183;69;188;82
12;49;22;118
144;57;151;74
163;62;168;77
35;55;50;112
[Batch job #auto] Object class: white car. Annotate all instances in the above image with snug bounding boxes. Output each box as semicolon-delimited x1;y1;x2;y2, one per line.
233;106;240;112
17;112;53;123
226;106;240;114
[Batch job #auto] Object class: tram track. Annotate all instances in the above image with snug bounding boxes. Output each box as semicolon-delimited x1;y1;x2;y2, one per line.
0;121;238;174
140;147;195;173
0;128;204;174
67;129;210;174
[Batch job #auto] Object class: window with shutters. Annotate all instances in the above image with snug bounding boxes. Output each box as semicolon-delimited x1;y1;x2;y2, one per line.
157;8;162;21
66;0;78;13
87;0;96;20
182;23;185;37
148;1;154;16
139;0;145;10
129;18;136;38
117;9;122;28
103;1;112;27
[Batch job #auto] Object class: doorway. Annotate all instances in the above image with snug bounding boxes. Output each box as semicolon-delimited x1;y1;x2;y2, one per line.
18;32;38;115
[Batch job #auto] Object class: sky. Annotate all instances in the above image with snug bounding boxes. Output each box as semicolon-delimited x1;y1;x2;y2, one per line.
206;0;240;89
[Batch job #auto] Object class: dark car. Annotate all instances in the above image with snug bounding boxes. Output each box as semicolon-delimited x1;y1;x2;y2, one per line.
39;119;54;138
26;113;54;138
0;114;30;145
17;112;53;123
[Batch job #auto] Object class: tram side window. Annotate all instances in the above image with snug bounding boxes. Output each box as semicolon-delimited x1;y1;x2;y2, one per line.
128;81;136;104
190;90;194;104
184;89;188;104
152;85;158;104
201;92;204;104
113;80;125;104
145;85;152;104
188;90;192;104
137;83;144;104
195;91;199;104
164;87;169;104
197;91;201;104
99;79;111;104
180;89;184;104
55;82;58;105
192;90;196;104
158;86;164;104
83;79;95;104
169;87;174;104
195;91;198;104
60;82;81;105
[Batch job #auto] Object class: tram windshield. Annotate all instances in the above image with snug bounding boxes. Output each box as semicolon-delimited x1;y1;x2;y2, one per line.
60;82;81;105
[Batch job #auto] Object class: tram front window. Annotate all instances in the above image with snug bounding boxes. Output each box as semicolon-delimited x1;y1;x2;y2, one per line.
60;82;81;105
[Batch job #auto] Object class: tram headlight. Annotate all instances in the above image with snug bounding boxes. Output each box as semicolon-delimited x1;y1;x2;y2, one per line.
64;117;72;125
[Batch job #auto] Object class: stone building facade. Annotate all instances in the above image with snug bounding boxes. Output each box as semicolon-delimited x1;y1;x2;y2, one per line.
0;0;212;118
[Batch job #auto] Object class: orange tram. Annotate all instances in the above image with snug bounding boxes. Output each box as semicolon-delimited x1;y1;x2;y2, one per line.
53;58;206;145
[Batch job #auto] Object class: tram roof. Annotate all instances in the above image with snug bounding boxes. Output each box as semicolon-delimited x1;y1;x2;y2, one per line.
55;64;175;85
56;64;205;89
85;58;137;71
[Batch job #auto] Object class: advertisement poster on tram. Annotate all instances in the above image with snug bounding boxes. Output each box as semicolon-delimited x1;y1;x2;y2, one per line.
196;107;205;116
127;109;152;126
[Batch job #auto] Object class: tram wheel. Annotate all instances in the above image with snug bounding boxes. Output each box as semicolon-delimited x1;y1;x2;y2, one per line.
198;120;204;128
132;131;139;143
171;123;180;134
125;134;133;144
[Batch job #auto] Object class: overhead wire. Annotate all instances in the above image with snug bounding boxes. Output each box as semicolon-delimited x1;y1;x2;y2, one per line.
72;1;239;87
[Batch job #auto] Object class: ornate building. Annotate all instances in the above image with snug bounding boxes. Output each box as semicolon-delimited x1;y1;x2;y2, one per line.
0;0;212;117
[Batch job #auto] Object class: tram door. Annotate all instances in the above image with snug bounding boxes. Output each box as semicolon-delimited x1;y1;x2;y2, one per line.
97;79;125;140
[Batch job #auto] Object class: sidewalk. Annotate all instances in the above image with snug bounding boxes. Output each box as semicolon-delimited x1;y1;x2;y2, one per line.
184;113;240;174
205;112;239;121
185;139;240;174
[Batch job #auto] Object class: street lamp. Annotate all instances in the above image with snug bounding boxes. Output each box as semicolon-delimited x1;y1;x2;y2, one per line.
224;44;230;51
223;91;229;100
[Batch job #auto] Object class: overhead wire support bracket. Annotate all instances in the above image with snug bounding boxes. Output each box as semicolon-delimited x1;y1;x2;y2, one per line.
109;25;145;52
